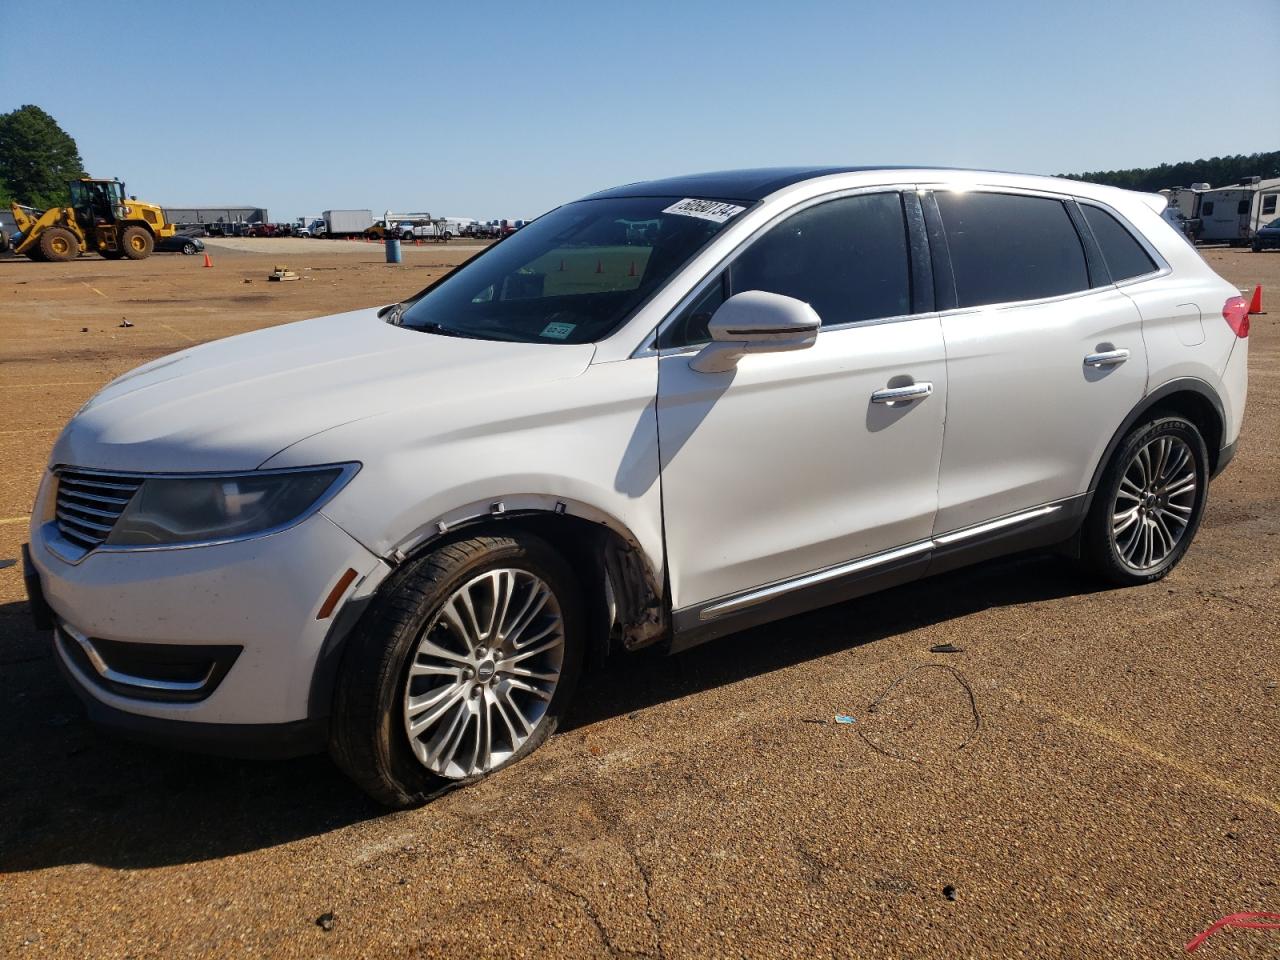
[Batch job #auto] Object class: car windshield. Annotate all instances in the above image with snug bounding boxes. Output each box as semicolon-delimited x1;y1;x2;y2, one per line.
396;196;746;343
1267;217;1280;229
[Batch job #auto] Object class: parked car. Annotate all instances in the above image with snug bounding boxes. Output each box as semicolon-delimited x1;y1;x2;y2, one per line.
1252;217;1280;252
156;233;206;256
24;167;1251;807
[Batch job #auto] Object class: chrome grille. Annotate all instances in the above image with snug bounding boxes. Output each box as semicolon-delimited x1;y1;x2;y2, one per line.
55;470;143;550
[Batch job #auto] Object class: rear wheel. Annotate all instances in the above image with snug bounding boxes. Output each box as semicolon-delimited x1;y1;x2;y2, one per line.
39;227;79;262
1082;416;1208;586
119;226;153;260
329;533;584;807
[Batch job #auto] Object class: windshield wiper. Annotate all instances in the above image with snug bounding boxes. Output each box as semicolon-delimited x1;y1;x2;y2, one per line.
411;320;476;339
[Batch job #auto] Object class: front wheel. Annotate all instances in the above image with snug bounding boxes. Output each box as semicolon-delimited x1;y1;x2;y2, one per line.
39;226;79;262
120;226;153;259
182;242;197;255
329;533;584;807
1081;416;1208;586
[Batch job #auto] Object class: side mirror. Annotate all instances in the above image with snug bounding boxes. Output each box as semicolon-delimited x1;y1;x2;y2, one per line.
690;290;820;373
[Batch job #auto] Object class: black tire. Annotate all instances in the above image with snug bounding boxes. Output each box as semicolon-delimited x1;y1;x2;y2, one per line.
1253;241;1263;253
329;533;585;808
119;225;153;260
39;226;79;262
182;241;197;255
1081;416;1209;586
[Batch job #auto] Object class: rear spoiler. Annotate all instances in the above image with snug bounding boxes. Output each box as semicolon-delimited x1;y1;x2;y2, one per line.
1138;192;1168;214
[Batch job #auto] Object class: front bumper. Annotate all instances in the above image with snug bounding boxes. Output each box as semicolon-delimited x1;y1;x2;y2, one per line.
27;510;389;733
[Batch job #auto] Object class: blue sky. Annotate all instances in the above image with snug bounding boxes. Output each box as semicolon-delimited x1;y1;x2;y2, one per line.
4;0;1277;223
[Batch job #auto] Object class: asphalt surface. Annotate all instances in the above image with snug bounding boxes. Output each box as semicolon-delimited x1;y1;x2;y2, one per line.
0;244;1276;959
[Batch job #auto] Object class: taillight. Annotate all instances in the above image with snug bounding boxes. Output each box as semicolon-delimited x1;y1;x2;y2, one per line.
1223;296;1250;338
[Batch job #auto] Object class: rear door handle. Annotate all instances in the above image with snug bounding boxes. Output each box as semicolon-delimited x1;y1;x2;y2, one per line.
871;382;933;404
1084;348;1130;368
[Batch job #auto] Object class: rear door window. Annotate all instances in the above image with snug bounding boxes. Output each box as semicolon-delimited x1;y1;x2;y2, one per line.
933;192;1090;307
1081;205;1157;282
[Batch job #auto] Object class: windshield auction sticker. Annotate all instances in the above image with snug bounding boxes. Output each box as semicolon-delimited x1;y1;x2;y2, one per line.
540;321;576;340
662;198;746;223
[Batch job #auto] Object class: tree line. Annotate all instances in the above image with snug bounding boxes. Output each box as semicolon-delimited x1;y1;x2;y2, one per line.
0;105;86;210
1061;151;1280;192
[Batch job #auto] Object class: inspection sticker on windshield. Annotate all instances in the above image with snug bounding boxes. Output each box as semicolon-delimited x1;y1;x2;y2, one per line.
662;198;746;223
540;321;576;340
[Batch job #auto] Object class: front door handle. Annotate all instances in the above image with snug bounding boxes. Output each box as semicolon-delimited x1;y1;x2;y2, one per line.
871;382;933;405
1084;348;1130;368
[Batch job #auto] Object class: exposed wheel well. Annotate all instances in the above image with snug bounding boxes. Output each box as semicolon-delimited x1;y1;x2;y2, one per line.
400;512;667;665
1146;390;1224;473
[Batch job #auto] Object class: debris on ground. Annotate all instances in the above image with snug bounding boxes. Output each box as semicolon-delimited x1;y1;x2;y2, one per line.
835;714;857;725
315;912;335;932
118;317;133;328
930;643;964;654
943;884;958;901
269;265;300;282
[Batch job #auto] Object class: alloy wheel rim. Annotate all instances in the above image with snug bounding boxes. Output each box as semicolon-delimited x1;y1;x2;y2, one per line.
1111;435;1197;570
402;568;564;779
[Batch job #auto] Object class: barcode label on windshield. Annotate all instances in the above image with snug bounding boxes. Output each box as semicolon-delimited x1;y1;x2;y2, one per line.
662;199;746;223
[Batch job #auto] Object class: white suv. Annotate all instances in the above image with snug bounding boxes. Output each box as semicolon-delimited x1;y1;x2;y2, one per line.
24;167;1251;806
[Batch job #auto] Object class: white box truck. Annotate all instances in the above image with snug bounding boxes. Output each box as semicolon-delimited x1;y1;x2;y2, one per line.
322;209;374;238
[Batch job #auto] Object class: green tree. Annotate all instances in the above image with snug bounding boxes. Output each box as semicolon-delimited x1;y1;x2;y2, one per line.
1060;150;1280;192
0;105;86;209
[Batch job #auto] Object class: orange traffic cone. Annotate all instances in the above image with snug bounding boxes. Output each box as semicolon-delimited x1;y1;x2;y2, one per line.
595;259;604;274
202;253;212;268
1248;284;1264;315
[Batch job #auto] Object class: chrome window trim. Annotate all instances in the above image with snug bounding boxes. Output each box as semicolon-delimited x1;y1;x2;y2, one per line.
632;183;924;359
632;181;1176;356
42;462;361;565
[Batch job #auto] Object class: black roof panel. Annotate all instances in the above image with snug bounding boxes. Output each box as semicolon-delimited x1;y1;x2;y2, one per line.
583;166;928;203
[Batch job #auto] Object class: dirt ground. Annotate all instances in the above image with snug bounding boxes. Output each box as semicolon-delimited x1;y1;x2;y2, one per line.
0;243;1277;959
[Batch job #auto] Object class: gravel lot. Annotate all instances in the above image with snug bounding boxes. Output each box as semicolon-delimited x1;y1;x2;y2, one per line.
0;244;1276;959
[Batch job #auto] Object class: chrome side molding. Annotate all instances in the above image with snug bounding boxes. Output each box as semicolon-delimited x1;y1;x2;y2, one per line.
696;501;1066;622
699;541;932;621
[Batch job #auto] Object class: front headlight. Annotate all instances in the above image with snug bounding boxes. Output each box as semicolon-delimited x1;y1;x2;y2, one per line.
105;464;357;547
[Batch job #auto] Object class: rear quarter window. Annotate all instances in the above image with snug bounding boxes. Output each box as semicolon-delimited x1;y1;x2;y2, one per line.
933;192;1089;308
1081;205;1157;282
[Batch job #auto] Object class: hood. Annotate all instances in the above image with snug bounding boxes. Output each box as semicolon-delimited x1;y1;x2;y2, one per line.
52;307;596;472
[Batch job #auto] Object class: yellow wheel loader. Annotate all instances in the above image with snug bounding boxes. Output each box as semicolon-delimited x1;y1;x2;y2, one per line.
11;178;175;262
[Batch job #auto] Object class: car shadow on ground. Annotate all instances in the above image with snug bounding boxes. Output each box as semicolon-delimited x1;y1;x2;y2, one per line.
0;552;1105;873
